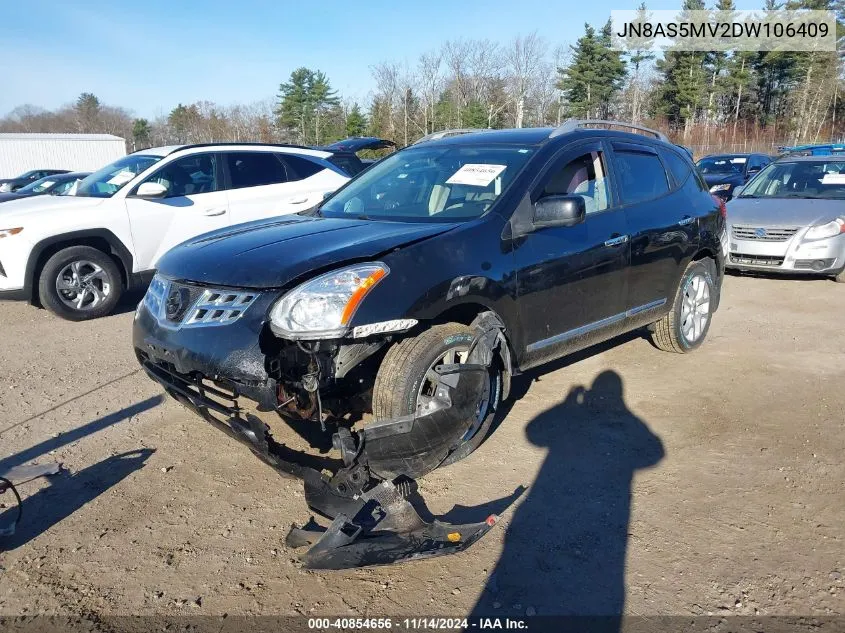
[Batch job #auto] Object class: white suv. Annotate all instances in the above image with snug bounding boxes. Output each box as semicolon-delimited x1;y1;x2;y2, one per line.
0;143;361;320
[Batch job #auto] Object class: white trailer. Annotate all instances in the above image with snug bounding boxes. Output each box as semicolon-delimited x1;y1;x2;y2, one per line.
0;133;126;178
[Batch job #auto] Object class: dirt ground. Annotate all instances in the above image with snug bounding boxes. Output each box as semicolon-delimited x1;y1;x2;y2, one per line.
0;274;843;623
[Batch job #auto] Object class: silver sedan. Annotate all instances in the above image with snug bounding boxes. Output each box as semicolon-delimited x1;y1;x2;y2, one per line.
726;155;845;282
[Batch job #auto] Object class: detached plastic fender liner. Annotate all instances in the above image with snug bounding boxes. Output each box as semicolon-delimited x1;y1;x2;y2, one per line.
360;316;503;480
470;311;512;400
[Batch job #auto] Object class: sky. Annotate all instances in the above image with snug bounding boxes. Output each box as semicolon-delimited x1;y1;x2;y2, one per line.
0;0;765;120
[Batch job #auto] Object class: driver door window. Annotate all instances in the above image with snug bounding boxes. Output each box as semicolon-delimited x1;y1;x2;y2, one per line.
141;154;221;197
541;150;610;214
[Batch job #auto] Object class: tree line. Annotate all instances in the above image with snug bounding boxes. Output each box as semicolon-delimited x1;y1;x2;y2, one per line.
1;0;842;156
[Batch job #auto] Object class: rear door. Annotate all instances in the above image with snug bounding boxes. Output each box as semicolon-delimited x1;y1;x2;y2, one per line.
124;152;229;270
514;139;629;366
615;142;697;315
222;151;346;224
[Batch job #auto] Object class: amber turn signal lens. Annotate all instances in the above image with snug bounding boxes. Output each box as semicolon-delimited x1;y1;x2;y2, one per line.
340;268;387;325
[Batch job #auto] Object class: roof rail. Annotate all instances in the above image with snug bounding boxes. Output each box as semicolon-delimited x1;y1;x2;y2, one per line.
412;128;487;145
550;119;669;142
167;141;323;154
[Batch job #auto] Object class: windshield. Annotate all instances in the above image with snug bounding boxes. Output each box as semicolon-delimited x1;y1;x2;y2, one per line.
18;176;59;194
739;160;845;199
76;154;162;198
696;156;747;174
320;144;535;222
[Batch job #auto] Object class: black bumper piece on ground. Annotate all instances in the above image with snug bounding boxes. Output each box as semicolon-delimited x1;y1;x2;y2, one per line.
140;320;516;569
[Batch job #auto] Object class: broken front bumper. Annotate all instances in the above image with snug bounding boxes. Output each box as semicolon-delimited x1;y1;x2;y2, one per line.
136;309;516;568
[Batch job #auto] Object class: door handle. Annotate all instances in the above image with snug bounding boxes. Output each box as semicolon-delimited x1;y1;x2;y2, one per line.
203;207;226;217
604;235;629;247
282;196;310;205
678;216;695;226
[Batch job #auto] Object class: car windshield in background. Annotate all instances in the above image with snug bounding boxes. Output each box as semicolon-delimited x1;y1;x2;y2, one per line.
320;145;535;222
76;154;162;198
17;176;58;194
697;155;746;174
738;160;845;200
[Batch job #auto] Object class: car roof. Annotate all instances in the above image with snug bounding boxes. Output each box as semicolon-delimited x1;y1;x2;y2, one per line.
416;125;686;150
699;153;763;160
421;127;555;146
137;143;334;160
773;154;845;163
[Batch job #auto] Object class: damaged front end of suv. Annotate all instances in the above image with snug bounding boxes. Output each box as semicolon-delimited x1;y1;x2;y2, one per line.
133;223;514;569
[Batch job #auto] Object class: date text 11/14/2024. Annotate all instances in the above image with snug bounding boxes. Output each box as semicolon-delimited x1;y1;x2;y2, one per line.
307;618;529;630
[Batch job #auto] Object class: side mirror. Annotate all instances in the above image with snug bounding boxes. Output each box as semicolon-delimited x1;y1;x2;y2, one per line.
533;194;586;229
136;181;168;198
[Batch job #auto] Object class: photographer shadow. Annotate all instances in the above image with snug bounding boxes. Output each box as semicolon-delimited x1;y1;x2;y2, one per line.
472;370;664;624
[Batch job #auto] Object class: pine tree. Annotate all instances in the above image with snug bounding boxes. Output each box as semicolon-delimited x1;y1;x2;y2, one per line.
310;70;339;145
275;68;340;144
626;3;656;123
345;103;367;137
75;93;101;133
275;68;315;143
132;118;151;150
655;0;707;136
558;21;627;119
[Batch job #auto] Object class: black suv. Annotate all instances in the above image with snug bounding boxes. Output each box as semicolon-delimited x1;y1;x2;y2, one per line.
135;120;725;483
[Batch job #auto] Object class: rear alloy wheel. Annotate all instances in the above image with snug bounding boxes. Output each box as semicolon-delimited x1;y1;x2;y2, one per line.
38;246;123;321
651;259;715;353
371;323;502;473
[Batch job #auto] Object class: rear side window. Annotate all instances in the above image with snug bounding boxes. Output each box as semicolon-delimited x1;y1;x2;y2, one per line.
660;148;693;188
613;150;670;204
226;152;287;189
279;154;325;180
327;153;365;177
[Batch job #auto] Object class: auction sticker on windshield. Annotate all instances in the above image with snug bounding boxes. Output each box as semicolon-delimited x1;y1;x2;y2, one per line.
447;164;506;187
107;171;135;186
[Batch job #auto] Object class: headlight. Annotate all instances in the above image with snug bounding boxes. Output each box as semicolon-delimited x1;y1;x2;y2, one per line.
804;218;845;241
269;263;389;339
0;227;23;239
709;183;732;193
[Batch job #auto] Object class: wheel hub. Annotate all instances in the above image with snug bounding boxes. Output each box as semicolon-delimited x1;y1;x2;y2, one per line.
680;272;710;343
56;260;111;311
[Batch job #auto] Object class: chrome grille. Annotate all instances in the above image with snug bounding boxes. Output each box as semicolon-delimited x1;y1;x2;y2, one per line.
143;275;258;329
731;225;799;242
183;290;258;327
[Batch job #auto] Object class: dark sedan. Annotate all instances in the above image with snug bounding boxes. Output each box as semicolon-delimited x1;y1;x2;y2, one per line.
696;153;772;201
0;171;89;203
0;168;71;193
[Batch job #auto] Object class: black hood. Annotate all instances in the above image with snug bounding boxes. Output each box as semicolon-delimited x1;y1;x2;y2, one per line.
156;215;460;289
703;172;744;188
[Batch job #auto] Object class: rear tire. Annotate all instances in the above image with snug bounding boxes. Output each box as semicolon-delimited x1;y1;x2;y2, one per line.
372;323;501;471
38;246;123;321
651;259;716;353
834;268;845;283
